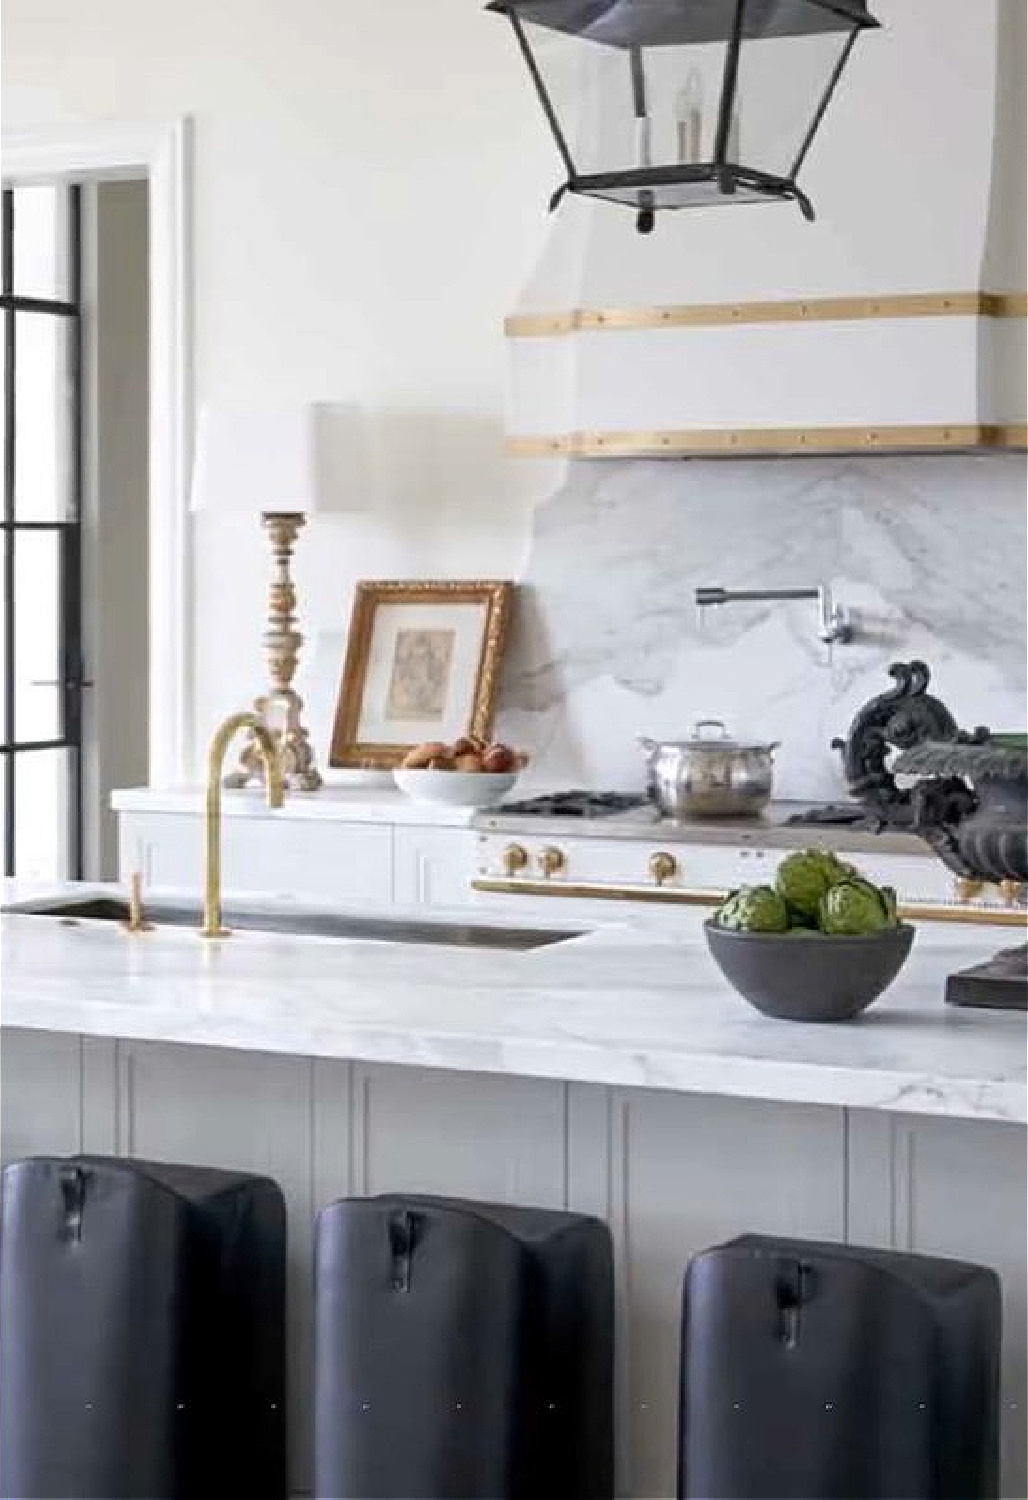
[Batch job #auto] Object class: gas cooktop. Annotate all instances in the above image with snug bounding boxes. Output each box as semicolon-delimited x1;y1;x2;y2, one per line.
492;789;872;826
495;791;650;818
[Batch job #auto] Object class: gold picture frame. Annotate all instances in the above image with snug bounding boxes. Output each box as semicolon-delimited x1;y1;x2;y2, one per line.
329;579;515;768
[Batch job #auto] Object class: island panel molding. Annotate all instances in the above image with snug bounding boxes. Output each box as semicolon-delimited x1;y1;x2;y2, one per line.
506;425;1028;459
505;290;1028;338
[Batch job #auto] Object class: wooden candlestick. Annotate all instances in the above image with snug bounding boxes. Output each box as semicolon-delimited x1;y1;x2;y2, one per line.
225;512;322;791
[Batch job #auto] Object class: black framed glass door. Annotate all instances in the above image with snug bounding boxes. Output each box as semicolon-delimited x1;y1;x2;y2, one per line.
1;183;85;879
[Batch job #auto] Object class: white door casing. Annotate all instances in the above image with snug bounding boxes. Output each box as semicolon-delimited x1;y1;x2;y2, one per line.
1;118;194;785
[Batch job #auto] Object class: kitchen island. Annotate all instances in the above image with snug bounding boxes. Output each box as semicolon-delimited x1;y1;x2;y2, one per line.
2;885;1026;1496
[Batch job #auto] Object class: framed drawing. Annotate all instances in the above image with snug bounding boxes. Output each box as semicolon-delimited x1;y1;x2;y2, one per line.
329;579;515;768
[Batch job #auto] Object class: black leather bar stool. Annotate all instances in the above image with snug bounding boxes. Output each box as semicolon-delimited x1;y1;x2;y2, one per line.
313;1193;614;1499
678;1233;1002;1500
0;1155;287;1500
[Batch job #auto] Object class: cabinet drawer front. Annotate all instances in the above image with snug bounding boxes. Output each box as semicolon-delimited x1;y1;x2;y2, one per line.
392;829;475;908
119;813;393;903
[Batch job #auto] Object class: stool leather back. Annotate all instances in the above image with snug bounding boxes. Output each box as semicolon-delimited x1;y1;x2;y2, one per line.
678;1233;1001;1500
314;1193;614;1499
0;1155;287;1500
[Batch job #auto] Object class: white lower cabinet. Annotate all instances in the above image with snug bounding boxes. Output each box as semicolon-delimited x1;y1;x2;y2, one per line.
116;803;478;909
3;1032;1025;1498
391;827;475;908
118;810;396;905
115;792;1004;924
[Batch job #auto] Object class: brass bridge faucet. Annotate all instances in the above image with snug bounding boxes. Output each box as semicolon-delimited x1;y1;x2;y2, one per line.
202;711;285;937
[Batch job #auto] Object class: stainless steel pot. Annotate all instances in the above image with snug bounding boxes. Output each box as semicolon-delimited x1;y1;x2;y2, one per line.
638;720;779;819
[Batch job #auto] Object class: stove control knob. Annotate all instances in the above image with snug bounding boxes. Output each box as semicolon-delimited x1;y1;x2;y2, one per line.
648;851;678;887
502;843;529;877
953;877;984;903
538;845;566;878
999;878;1024;906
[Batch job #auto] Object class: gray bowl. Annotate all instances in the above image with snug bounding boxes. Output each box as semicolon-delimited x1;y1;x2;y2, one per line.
704;920;916;1022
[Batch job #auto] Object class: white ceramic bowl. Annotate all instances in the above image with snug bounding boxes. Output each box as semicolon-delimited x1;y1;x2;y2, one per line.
392;768;518;808
329;767;398;789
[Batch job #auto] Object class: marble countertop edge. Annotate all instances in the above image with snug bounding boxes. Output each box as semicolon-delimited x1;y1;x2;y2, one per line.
4;1000;1023;1127
3;883;1024;1127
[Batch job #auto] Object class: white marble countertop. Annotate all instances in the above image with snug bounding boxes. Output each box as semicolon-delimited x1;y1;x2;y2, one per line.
112;784;478;827
2;882;1024;1124
112;785;932;856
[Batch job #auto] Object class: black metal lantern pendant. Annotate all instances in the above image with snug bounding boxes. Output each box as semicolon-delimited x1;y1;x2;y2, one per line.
489;0;880;231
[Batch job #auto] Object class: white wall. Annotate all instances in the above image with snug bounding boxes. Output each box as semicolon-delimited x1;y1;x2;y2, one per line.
2;0;563;775
3;0;1024;790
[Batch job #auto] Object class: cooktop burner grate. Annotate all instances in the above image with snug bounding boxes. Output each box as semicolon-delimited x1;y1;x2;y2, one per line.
491;793;879;825
495;790;652;818
785;804;875;827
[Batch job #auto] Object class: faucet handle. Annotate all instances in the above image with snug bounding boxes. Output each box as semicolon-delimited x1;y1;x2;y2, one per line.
122;871;153;933
818;586;853;645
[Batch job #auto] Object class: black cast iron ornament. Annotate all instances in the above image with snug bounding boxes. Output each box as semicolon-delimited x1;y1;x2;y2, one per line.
832;660;1027;884
834;660;1027;1011
488;0;880;232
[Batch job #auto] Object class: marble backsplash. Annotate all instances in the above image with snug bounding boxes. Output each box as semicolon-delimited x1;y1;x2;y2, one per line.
493;453;1028;800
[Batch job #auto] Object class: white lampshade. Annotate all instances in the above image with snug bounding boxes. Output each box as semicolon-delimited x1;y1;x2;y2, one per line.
190;400;363;516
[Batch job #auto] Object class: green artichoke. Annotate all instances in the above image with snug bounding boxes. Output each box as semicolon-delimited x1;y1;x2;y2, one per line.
818;878;896;935
880;885;899;925
715;885;790;933
775;848;853;922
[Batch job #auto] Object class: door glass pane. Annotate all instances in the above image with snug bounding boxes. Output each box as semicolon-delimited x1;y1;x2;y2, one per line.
1;313;7;496
0;534;7;743
14;311;74;521
11;185;68;301
14;747;68;878
15;528;61;742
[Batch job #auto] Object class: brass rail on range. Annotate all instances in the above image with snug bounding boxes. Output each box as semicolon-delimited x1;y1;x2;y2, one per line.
471;878;1028;928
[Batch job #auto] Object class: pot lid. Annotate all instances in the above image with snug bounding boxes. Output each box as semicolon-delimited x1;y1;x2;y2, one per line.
643;719;780;752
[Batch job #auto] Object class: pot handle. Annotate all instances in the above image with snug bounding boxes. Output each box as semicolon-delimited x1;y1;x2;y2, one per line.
636;735;659;755
692;718;729;739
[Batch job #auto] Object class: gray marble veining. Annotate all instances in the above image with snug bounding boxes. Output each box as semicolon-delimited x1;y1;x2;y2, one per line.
2;886;1025;1123
496;454;1027;797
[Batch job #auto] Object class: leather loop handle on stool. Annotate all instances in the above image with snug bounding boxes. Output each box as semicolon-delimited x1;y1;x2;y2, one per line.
388;1208;422;1293
58;1164;87;1242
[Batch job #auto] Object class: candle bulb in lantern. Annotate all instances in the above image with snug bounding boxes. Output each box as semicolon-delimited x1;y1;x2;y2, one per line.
675;68;703;164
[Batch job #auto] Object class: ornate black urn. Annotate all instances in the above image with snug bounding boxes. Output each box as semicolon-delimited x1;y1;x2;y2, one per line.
834;661;1027;1009
890;735;1027;886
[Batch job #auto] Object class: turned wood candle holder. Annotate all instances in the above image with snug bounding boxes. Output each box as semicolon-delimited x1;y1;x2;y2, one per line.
225;511;322;791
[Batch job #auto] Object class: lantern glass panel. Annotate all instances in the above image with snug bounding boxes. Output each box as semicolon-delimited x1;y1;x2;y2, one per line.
733;20;857;178
508;0;870;211
519;19;730;180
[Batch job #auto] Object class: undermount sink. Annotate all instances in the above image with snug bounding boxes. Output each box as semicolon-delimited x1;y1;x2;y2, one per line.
8;897;582;952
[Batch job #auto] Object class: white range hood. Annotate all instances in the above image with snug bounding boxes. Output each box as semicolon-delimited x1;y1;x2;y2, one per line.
504;0;1027;457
